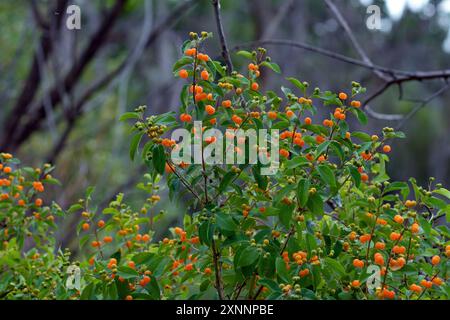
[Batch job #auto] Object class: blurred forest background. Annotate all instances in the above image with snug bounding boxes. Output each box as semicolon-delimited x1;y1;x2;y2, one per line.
0;0;449;251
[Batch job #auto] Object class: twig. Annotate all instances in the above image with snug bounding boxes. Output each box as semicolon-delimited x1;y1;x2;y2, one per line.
395;82;450;130
212;0;233;74
211;237;225;299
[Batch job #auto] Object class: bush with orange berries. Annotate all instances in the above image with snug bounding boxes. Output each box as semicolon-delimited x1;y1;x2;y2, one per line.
0;32;448;300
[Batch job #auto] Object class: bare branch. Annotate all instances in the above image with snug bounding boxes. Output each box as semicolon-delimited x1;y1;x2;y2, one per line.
396;81;450;130
260;0;295;39
212;0;233;74
324;0;390;81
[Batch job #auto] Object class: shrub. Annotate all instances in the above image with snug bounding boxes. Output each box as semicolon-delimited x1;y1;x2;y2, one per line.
0;33;448;300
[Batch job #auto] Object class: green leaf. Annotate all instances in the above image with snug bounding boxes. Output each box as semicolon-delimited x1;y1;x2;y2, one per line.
352;108;368;125
117;266;139;279
67;204;83;214
286;77;306;92
317;165;336;189
347;165;361;188
260;61;281;73
286;156;309;169
129;133;143;161
172;56;193;72
307;193;324;215
275;257;289;283
351;131;372;142
199;220;214;245
297;178;310;207
279;204;294;227
236;50;253;59
119;112;140;121
434;188;450;200
218;172;236;193
152;145;166;175
237;246;260;267
252;166;268;190
216;212;236;232
324;257;345;276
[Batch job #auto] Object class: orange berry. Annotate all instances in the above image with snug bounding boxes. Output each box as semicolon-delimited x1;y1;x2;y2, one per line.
205;105;215;115
315;135;326;144
198;53;209;61
375;242;386;250
351;100;361;108
248;63;258;71
125;295;133;300
410;223;420;233
304;117;312;125
232;115;243;125
222;100;232;108
204;267;212;275
180;113;192;122
82;223;90;231
420;279;433;289
390;232;402;241
128;261;136;269
201;70;209;81
323;119;333;127
91;241;101;248
142;234;150;242
392;245;406;254
393;215;404;224
251;82;259;91
353;259;364;268
279;149;290;158
299;269;310;277
359;234;371;244
383;145;391;153
338;92;348;100
3;167;11;174
103;236;113;243
431;255;440;265
361;173;369;182
405;200;417;208
351;280;361;288
382;288;395;299
184;263;194;271
267;111;277;120
179;69;188;79
35;198;43;207
32;181;44;192
286;110;294;118
410;284;422;293
97;220;105;228
432;277;443;286
374;253;385;266
294;138;305;147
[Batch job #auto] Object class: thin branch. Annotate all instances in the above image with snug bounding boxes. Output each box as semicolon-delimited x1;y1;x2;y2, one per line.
212;0;233;74
260;0;295;39
324;0;390;81
396;81;450;130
